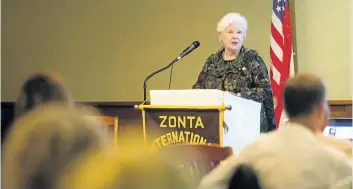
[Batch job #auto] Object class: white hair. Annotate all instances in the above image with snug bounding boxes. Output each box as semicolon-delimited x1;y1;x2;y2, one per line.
216;13;248;33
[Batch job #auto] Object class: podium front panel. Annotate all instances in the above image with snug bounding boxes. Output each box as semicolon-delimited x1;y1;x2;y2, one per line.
141;107;223;149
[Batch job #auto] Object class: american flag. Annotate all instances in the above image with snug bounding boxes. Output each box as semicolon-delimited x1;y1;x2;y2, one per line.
270;0;295;128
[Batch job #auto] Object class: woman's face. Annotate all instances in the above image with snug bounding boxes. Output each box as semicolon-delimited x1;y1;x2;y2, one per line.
219;22;246;53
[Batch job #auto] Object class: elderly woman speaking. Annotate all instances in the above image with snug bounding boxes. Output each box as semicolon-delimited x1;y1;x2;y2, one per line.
193;13;276;132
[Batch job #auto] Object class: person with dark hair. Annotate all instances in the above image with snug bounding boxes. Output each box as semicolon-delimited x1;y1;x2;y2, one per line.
198;73;352;189
228;164;261;189
283;73;329;130
14;73;73;118
285;74;352;157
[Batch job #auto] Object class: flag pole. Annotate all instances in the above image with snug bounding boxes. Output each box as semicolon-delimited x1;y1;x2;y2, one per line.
289;0;298;73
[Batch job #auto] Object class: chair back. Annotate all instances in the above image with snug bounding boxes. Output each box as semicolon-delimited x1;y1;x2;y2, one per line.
159;143;233;187
87;116;118;144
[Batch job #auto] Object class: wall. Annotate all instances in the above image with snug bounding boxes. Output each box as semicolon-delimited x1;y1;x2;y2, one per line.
351;0;353;101
294;0;352;100
1;0;352;101
1;0;272;101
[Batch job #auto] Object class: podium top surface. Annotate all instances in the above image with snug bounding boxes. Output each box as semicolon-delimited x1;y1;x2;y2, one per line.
150;89;260;107
150;89;222;106
150;89;223;94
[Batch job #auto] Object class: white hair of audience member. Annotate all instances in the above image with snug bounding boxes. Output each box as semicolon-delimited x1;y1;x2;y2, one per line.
216;13;248;34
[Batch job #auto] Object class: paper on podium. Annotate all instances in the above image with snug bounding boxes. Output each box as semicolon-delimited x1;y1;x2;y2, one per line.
150;89;223;106
150;89;261;155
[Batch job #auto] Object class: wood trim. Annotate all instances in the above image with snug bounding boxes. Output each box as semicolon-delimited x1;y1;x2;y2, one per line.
327;100;352;105
328;100;352;118
2;100;351;120
1;100;351;142
3;100;351;106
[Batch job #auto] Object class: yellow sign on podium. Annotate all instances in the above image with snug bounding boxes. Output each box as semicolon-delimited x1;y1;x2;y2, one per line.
137;105;226;149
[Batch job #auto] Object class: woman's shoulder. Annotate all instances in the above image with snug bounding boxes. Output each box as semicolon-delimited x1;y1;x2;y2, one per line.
205;48;223;63
238;47;263;67
242;47;261;57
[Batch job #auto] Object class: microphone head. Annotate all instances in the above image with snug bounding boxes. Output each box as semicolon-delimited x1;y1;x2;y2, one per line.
193;41;200;48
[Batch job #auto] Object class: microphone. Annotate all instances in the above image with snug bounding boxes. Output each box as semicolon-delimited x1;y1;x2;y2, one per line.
178;41;200;60
143;41;200;103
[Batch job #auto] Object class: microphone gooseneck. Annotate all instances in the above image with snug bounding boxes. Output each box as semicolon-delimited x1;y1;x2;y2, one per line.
143;41;200;103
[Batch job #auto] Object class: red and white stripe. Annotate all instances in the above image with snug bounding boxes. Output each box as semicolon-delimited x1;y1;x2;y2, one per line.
270;0;295;128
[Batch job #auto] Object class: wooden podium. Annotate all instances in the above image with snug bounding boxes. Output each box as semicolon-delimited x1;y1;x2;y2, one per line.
136;89;262;155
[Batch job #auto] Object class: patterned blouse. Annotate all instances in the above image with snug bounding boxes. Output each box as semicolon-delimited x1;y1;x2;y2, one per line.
192;46;276;132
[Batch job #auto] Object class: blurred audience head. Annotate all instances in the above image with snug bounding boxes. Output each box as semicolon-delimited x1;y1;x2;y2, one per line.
15;73;73;118
57;135;193;189
283;73;330;132
228;164;261;189
3;103;112;189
